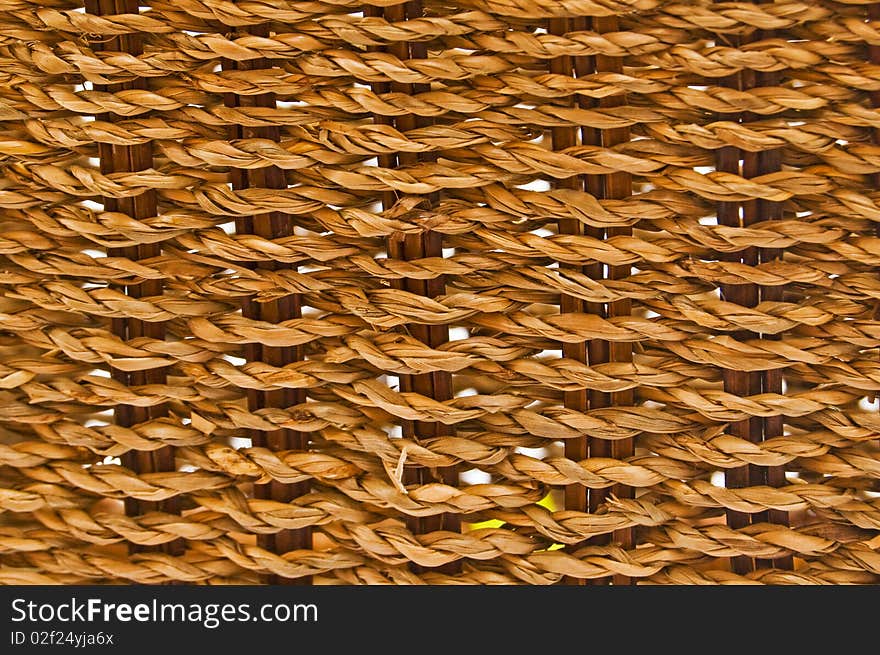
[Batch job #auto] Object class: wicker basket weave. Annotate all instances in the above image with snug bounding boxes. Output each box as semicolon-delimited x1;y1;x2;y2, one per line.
1;0;879;585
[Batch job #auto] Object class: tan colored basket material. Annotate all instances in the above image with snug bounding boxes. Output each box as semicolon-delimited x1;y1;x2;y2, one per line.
0;0;879;585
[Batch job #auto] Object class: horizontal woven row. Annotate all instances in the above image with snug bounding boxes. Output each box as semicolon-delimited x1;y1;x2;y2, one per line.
0;0;879;585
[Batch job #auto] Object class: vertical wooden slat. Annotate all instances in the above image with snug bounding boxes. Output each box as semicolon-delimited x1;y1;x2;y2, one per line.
84;0;181;557
549;17;589;564
551;15;633;585
368;1;460;572
746;58;792;571
715;31;755;572
222;24;311;584
868;4;880;549
872;3;880;226
716;7;792;573
593;15;635;586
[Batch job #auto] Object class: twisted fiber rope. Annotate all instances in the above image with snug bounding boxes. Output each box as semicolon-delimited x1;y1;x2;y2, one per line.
18;118;878;183
46;284;880;344
11;0;874;38
7;269;880;344
4;411;878;491
3;453;861;549
2;69;870;120
5;298;873;376
2;27;870;78
0;353;874;452
7;484;868;560
6;441;880;533
5;533;880;584
5;469;880;580
6;448;880;553
8;364;874;446
4;216;878;295
0;346;871;448
0;149;855;205
4;510;878;571
1;0;880;585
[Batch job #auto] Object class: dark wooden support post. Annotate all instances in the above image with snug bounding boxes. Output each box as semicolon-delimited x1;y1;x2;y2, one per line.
367;0;460;573
84;0;181;558
222;25;311;583
550;15;633;585
715;4;792;573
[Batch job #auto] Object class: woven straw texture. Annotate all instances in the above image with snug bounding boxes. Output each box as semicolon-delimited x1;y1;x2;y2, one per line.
1;0;879;586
